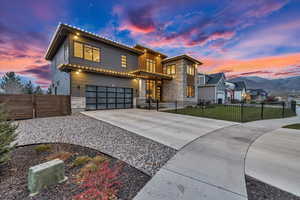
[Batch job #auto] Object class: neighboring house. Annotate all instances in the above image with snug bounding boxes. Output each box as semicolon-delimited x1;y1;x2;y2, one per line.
45;23;202;112
225;82;235;102
197;73;226;104
246;89;268;101
226;81;247;102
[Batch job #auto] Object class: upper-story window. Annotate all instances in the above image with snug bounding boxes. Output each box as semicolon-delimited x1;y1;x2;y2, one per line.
146;59;156;72
121;55;127;67
165;64;176;75
187;65;195;75
74;41;100;62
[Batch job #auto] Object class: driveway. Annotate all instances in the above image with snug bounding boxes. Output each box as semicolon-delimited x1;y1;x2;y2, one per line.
246;128;300;197
134;115;300;200
82;109;237;150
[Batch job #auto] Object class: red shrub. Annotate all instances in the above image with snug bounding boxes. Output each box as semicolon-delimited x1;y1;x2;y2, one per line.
73;161;123;200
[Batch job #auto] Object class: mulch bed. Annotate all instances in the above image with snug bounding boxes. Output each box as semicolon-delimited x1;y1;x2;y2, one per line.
0;143;150;200
246;175;300;200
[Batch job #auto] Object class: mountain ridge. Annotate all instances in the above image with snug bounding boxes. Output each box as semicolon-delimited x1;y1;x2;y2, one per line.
228;76;300;93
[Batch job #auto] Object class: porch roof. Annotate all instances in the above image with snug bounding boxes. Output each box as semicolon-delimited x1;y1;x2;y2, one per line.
129;70;173;80
58;64;140;79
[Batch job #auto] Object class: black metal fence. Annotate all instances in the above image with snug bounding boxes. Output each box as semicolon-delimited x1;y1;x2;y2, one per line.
149;100;297;123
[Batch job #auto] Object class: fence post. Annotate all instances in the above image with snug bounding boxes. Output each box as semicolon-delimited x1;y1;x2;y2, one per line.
148;98;151;110
32;94;37;118
282;101;285;118
156;99;159;111
291;100;296;113
175;100;177;113
261;102;264;120
241;103;244;122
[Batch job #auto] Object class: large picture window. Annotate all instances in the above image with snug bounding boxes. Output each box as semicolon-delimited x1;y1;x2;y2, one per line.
186;86;195;97
74;41;100;62
74;41;83;58
146;59;156;72
165;64;176;75
187;65;195;75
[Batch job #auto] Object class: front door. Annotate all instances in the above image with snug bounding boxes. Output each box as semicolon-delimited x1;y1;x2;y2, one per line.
146;80;162;101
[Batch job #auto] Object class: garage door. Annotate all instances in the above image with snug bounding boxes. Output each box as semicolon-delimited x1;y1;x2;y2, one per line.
85;85;133;110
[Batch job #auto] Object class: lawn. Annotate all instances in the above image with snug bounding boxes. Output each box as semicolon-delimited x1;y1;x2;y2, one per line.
165;104;296;122
282;123;300;130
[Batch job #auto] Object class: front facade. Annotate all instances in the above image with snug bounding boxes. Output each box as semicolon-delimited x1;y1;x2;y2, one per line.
246;89;268;102
45;24;201;112
225;81;246;102
197;73;226;104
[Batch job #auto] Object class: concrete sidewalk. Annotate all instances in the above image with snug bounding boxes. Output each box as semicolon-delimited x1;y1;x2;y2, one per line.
82;109;237;150
246;128;300;197
134;125;270;200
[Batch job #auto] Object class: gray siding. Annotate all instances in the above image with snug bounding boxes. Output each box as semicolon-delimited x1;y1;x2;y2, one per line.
198;86;216;102
71;71;139;97
68;34;139;72
51;38;70;95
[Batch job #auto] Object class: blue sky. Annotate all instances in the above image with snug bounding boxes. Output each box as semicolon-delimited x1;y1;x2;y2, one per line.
0;0;300;87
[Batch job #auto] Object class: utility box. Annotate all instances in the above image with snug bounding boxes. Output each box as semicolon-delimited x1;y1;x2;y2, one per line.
28;159;68;196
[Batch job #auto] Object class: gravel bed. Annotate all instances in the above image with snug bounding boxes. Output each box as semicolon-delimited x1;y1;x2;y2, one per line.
246;175;300;200
0;143;150;200
16;114;177;176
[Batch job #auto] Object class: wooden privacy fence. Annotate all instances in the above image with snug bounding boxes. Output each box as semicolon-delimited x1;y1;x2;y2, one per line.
0;94;71;120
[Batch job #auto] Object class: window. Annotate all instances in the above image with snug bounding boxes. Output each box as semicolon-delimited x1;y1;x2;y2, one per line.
93;47;100;62
74;41;100;62
84;45;93;61
74;41;83;58
187;65;195;75
165;64;176;75
121;55;127;67
186;86;195;97
146;59;156;72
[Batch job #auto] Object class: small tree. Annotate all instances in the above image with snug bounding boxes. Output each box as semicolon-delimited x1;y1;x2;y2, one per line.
0;72;24;94
47;86;52;95
23;80;34;94
0;105;18;166
34;85;43;94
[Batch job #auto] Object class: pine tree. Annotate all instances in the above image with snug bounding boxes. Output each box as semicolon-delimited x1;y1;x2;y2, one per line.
0;72;24;94
34;85;43;94
23;80;34;94
0;105;18;166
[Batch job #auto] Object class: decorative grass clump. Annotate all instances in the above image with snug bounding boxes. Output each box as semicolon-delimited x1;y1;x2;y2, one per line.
46;151;73;161
34;144;52;153
91;155;107;165
72;156;91;167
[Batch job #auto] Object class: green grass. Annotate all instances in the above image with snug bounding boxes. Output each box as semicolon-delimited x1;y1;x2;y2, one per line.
166;105;296;122
282;123;300;130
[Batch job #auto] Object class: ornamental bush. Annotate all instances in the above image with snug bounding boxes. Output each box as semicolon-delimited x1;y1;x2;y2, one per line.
0;105;18;166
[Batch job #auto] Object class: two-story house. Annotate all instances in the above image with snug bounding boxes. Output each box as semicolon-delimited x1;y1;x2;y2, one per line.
197;72;226;104
45;23;202;112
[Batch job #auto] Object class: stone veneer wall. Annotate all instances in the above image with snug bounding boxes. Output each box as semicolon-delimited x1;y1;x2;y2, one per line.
162;59;197;107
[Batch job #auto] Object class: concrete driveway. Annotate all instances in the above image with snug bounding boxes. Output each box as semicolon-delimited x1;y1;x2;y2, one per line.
134;124;268;200
82;109;237;150
246;128;300;197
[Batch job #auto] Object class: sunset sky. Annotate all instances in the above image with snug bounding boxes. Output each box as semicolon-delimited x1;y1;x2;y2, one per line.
1;0;300;88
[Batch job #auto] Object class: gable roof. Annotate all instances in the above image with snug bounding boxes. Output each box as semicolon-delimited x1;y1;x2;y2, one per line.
45;23;143;60
162;54;202;65
205;73;225;85
233;81;246;91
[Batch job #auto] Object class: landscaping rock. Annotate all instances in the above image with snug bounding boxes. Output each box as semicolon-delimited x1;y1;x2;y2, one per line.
28;159;67;196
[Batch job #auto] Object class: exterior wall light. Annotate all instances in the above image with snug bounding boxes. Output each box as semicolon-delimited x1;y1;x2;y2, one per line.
76;32;80;36
73;35;78;39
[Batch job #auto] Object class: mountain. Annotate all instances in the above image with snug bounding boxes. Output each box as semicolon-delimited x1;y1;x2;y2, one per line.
228;76;300;94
